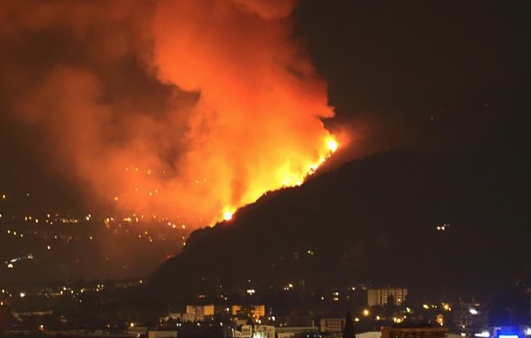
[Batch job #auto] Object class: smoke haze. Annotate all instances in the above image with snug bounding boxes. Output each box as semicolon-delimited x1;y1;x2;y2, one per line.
0;0;337;225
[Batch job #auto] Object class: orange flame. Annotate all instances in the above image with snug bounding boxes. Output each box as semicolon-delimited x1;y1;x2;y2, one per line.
221;134;339;223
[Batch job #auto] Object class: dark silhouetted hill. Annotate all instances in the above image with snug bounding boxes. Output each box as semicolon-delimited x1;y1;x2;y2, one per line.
151;85;531;301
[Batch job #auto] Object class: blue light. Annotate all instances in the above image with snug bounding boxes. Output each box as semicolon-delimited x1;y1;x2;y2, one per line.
496;326;522;338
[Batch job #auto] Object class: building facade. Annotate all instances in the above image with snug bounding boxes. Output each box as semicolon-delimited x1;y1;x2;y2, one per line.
368;288;408;307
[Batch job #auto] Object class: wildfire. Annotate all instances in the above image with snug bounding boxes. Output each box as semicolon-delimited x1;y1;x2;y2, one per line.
223;210;233;221
327;137;339;153
220;134;339;223
3;0;342;229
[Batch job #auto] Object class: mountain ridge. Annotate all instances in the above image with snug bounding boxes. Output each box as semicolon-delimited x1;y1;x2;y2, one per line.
151;138;531;301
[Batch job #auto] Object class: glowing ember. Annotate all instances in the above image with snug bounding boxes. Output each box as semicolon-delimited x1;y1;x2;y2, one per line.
327;137;339;153
223;210;233;221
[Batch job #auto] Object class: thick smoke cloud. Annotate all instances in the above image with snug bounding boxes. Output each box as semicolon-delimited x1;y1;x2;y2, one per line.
0;0;336;225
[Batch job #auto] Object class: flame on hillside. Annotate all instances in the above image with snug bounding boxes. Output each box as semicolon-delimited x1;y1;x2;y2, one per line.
221;135;339;223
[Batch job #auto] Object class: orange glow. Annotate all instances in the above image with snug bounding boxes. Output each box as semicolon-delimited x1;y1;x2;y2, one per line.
215;134;340;224
1;0;342;228
223;210;233;221
327;137;339;153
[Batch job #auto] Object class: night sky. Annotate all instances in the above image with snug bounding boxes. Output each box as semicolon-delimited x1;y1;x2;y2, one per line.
296;0;531;156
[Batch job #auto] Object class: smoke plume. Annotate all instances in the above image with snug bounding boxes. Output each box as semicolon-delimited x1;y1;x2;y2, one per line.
0;0;337;226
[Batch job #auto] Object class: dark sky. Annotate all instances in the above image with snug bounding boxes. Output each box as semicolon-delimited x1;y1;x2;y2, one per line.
296;0;531;157
0;0;530;213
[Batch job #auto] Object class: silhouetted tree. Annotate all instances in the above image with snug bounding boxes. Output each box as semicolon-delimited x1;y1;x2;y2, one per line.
343;309;355;338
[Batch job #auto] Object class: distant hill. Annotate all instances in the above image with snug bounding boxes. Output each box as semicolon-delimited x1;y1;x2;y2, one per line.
151;103;531;301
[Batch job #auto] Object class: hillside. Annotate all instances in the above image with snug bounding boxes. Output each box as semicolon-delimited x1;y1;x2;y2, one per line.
151;117;531;300
151;78;531;301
